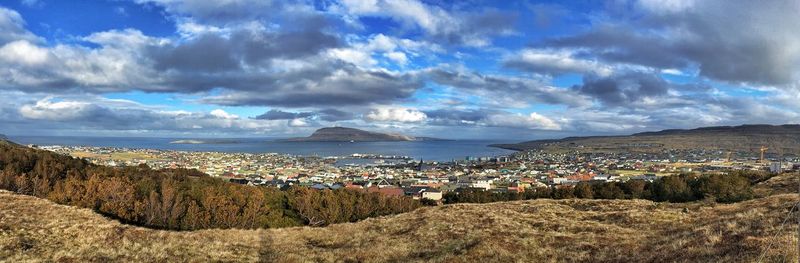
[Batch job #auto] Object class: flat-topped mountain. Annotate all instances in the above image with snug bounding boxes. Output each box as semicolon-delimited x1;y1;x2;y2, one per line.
492;124;800;154
283;127;442;142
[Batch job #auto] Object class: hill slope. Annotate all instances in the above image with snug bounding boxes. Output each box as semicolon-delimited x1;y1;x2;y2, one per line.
492;124;800;154
284;127;434;142
1;185;797;262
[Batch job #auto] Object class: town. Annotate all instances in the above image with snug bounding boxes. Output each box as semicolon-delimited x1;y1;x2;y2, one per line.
35;144;800;203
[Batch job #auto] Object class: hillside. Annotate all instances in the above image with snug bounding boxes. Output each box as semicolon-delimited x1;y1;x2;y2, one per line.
2;175;798;262
492;124;800;154
283;127;441;142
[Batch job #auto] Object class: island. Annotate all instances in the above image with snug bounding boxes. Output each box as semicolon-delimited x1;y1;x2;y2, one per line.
282;127;445;142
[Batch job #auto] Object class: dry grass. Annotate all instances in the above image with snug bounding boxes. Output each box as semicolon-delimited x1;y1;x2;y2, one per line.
1;179;799;262
755;173;800;198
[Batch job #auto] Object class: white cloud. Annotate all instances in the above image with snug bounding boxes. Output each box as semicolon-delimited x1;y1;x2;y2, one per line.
384;51;408;65
328;33;439;68
0;40;51;65
505;49;613;77
637;0;696;13
209;109;239;119
327;47;376;67
288;118;310;127
0;7;40;44
19;98;95;121
20;0;43;7
332;0;513;47
365;107;427;122
484;112;562;130
15;96;293;134
337;0;453;35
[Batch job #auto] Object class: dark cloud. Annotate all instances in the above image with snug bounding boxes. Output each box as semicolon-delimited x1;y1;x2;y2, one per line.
545;26;686;70
149;18;339;73
571;72;709;108
541;0;800;86
437;9;517;46
237;18;340;63
136;0;282;24
150;34;240;72
254;109;315;120
316;109;354;121
424;108;491;126
203;64;423;107
0;10;417;109
572;72;668;106
427;68;589;107
254;108;356;122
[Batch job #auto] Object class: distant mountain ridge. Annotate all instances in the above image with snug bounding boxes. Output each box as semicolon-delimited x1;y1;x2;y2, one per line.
283;127;444;142
492;124;800;154
632;124;800;136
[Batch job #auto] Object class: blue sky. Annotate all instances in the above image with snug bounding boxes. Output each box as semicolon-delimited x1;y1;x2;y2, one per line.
0;0;798;139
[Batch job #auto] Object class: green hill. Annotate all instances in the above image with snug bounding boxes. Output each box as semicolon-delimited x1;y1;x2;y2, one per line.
492;124;800;154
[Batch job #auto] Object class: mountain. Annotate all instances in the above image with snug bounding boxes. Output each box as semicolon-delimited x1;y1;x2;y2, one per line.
492;124;800;153
283;127;444;142
1;175;796;261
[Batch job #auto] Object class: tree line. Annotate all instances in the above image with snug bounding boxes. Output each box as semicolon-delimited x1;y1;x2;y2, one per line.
444;171;763;204
0;142;420;230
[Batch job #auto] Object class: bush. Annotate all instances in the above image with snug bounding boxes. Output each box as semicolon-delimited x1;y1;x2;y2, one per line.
696;174;753;203
443;173;755;205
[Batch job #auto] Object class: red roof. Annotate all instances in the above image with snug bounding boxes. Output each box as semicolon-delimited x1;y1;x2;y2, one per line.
366;186;404;197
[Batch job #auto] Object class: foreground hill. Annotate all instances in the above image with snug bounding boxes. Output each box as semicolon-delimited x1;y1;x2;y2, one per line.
492;124;800;154
283;127;441;142
1;183;797;262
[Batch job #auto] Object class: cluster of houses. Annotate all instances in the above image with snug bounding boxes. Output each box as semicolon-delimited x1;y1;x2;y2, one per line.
39;144;800;203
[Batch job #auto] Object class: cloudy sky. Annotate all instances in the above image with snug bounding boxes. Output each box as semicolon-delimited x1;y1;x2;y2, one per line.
0;0;798;139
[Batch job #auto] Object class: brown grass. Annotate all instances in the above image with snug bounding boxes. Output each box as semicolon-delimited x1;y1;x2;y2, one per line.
1;178;799;262
755;173;800;198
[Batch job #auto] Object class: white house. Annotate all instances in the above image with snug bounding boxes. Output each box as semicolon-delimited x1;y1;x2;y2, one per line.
421;191;443;201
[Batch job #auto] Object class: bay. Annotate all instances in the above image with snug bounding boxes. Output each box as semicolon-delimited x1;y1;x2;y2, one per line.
9;136;518;162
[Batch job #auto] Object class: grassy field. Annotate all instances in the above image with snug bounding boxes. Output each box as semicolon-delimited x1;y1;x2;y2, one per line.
1;174;799;262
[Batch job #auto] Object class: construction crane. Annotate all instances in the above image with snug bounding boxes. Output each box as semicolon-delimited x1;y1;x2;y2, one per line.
759;146;768;163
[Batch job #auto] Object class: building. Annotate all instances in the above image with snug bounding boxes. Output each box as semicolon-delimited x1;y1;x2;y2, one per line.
770;162;783;173
421;190;443;201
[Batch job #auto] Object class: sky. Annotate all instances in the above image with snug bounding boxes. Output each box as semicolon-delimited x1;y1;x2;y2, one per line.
0;0;798;139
